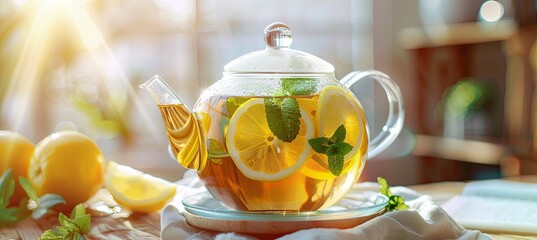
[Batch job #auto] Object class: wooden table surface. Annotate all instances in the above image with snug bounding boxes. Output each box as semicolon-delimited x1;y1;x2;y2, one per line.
3;175;537;240
1;188;162;240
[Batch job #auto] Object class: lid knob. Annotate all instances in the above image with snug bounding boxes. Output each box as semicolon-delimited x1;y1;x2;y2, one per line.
264;22;292;49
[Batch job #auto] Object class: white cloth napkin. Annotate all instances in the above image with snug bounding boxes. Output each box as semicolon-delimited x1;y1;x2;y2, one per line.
161;171;491;240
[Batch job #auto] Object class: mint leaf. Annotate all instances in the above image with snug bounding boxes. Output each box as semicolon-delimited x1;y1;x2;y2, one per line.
388;195;409;211
40;204;91;240
0;204;30;227
308;137;330;154
328;155;344;176
264;98;301;142
73;214;91;234
0;169;15;208
325;142;352;176
71;203;86;219
39;229;63;240
329;125;347;144
225;97;249;117
377;177;409;212
19;177;38;201
308;124;354;176
326;142;352;157
0;209;19;223
56;226;70;236
263;78;318;142
281;78;317;96
0;170;32;227
0;169;65;226
59;213;77;230
32;194;65;219
377;177;391;197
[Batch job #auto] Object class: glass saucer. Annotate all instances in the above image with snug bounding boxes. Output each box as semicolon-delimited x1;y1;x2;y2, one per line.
182;191;388;222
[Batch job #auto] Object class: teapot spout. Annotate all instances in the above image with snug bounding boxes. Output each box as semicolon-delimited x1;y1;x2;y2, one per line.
140;75;207;171
139;75;186;107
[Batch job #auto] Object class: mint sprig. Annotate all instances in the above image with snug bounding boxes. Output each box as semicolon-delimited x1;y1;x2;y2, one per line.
39;203;91;240
308;125;353;176
0;169;66;227
377;177;409;212
264;78;317;142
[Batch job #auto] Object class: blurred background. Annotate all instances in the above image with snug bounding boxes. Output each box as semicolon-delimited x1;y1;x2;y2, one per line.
0;0;536;185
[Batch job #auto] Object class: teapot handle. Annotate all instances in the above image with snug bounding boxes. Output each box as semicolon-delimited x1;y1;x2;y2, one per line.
340;70;404;159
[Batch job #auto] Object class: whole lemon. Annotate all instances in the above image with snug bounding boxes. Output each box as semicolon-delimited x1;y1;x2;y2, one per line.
0;130;35;207
29;131;104;211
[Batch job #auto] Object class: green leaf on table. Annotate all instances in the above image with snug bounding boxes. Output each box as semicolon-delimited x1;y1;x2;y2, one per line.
388;195;409;211
39;203;91;240
39;229;64;240
0;169;15;208
0;199;31;227
0;208;19;223
32;194;66;219
59;213;78;231
70;204;91;235
71;202;86;219
72;214;91;234
0;169;66;227
377;177;410;212
377;176;391;197
19;176;38;201
0;170;30;227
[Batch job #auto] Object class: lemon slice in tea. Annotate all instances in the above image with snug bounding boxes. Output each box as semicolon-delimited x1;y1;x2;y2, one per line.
104;161;176;213
226;98;314;181
300;85;367;179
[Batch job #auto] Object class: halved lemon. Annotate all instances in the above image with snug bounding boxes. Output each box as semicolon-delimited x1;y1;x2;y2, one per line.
226;98;314;181
300;85;367;179
104;161;176;213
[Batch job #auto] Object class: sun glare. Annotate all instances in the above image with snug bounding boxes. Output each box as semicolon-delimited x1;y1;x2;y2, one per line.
2;0;160;138
479;0;505;22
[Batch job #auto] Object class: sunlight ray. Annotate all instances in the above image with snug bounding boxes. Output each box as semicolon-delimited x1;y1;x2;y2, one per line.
2;0;161;139
65;0;161;138
3;1;54;133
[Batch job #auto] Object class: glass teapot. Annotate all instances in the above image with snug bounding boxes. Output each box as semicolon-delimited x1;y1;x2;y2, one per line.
141;22;404;211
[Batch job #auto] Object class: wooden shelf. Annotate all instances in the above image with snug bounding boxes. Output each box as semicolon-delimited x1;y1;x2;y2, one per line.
399;20;518;49
413;135;508;165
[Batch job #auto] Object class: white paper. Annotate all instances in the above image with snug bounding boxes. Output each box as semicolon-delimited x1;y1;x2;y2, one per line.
442;180;537;235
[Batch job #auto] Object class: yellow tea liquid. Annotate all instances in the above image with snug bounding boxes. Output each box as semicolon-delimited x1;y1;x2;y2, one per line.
188;92;369;211
158;103;207;171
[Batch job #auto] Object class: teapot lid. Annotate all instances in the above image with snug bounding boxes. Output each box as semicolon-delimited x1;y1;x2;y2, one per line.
224;22;335;74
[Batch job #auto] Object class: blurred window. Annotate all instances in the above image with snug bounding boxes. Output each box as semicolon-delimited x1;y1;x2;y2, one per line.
0;0;373;169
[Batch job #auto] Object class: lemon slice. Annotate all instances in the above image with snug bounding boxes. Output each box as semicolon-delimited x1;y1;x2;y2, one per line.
226;98;314;181
300;86;367;179
104;161;176;213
